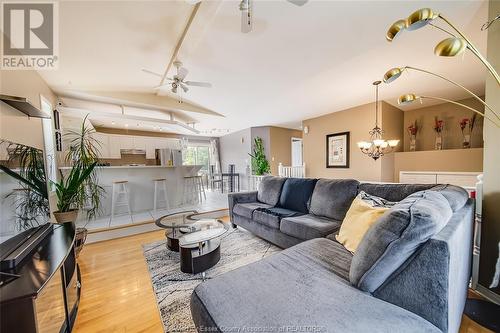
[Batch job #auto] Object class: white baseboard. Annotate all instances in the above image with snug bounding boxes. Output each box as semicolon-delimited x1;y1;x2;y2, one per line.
86;221;160;243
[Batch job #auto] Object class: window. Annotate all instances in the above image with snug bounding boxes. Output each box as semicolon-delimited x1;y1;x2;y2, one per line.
40;96;56;189
182;145;210;172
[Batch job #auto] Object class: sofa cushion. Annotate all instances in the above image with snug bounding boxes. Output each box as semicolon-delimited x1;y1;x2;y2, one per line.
350;190;453;293
281;214;341;240
309;179;360;220
257;176;286;206
191;238;441;333
233;202;272;219
253;207;301;229
278;178;318;213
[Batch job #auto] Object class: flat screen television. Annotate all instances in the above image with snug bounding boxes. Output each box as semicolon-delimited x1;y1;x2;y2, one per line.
0;139;52;271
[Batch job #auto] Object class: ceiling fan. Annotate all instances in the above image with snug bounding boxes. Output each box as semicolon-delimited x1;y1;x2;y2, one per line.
142;61;212;102
188;0;308;33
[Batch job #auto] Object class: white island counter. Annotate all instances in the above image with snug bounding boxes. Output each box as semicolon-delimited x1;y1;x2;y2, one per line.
59;165;203;217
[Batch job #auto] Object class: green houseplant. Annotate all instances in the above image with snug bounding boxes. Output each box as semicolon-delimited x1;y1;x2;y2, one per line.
63;114;104;221
53;162;97;223
0;142;50;229
249;137;270;176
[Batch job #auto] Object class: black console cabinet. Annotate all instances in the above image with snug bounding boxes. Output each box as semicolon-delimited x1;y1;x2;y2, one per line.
0;222;81;333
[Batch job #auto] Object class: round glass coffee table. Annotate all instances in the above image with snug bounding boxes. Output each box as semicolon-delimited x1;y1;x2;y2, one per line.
155;210;199;252
179;220;227;277
155;209;228;252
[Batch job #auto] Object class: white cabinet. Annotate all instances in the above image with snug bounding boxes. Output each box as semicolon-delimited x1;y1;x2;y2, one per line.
145;137;156;159
399;171;481;190
92;133;110;158
107;135;122;159
400;173;437;184
132;136;146;150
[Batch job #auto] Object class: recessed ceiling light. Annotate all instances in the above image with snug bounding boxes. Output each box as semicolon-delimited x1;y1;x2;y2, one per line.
124;124;129;127
111;121;115;125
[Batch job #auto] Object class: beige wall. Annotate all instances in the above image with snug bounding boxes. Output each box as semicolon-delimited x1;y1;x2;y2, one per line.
302;101;403;181
381;102;404;182
269;126;302;175
0;70;56;149
479;0;500;296
394;148;483;181
403;97;484;151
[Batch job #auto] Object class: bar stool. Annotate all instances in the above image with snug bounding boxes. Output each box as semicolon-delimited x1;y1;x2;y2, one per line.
183;175;206;205
153;178;169;212
111;180;131;219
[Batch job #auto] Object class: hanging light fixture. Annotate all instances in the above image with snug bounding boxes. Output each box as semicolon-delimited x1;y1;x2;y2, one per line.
357;81;399;160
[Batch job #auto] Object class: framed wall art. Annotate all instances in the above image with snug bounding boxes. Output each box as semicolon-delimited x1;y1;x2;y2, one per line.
326;131;350;168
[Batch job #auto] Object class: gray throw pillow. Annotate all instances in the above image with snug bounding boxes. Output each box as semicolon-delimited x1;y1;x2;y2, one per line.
257;176;286;206
309;179;360;220
349;190;452;293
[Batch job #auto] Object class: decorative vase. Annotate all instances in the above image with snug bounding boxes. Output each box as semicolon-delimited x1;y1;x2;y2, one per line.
53;209;78;223
409;135;417;151
435;132;443;150
462;134;471;149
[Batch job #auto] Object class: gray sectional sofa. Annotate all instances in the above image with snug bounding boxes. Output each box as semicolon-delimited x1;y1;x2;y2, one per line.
191;176;474;333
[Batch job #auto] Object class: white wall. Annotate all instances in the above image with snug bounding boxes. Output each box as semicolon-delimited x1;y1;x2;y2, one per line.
219;128;251;190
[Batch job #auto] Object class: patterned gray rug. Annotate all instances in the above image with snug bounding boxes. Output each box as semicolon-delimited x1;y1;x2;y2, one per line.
142;227;280;333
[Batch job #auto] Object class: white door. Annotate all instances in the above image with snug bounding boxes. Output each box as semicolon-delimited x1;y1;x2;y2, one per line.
291;138;303;167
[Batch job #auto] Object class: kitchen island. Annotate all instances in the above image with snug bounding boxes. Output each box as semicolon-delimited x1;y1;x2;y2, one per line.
59;165;203;218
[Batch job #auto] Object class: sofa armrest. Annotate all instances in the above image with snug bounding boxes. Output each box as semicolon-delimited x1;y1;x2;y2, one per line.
227;191;258;222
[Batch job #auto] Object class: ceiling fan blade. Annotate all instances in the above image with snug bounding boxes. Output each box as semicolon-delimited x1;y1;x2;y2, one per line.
287;0;308;6
177;67;189;80
240;0;252;33
184;81;212;88
180;83;189;93
142;69;163;78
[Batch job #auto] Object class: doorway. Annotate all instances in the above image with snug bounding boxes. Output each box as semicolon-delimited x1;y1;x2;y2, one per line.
291;137;303;167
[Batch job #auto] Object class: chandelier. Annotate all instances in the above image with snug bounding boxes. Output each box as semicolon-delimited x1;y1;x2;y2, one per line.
357;81;399;160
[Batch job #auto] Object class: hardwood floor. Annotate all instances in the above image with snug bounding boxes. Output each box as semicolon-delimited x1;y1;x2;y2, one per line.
74;229;492;333
74;230;165;333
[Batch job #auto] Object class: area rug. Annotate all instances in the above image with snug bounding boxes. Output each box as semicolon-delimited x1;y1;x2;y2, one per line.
142;227;280;333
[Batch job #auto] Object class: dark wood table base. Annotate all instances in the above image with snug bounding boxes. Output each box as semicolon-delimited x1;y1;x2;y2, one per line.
166;235;179;252
180;240;221;274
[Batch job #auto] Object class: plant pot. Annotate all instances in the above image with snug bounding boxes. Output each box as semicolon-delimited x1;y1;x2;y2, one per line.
53;210;78;223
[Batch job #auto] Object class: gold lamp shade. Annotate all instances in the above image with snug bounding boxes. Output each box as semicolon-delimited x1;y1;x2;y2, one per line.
434;37;467;57
383;67;403;83
406;8;438;30
386;19;407;41
398;94;418;105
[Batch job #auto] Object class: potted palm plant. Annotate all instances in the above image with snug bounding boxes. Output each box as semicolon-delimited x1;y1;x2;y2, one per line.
53;162;97;223
249;137;270;175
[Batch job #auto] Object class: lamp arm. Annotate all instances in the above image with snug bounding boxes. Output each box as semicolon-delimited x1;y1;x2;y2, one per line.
405;66;498;119
420;95;500;127
438;14;500;86
428;22;456;38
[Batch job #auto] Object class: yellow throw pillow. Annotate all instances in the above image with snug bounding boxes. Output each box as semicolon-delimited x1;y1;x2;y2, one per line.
336;196;389;253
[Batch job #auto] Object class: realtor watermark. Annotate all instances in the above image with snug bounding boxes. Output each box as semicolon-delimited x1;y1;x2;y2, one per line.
1;1;59;69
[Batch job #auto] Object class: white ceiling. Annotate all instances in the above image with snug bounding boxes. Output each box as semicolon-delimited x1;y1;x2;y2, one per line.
39;0;489;136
